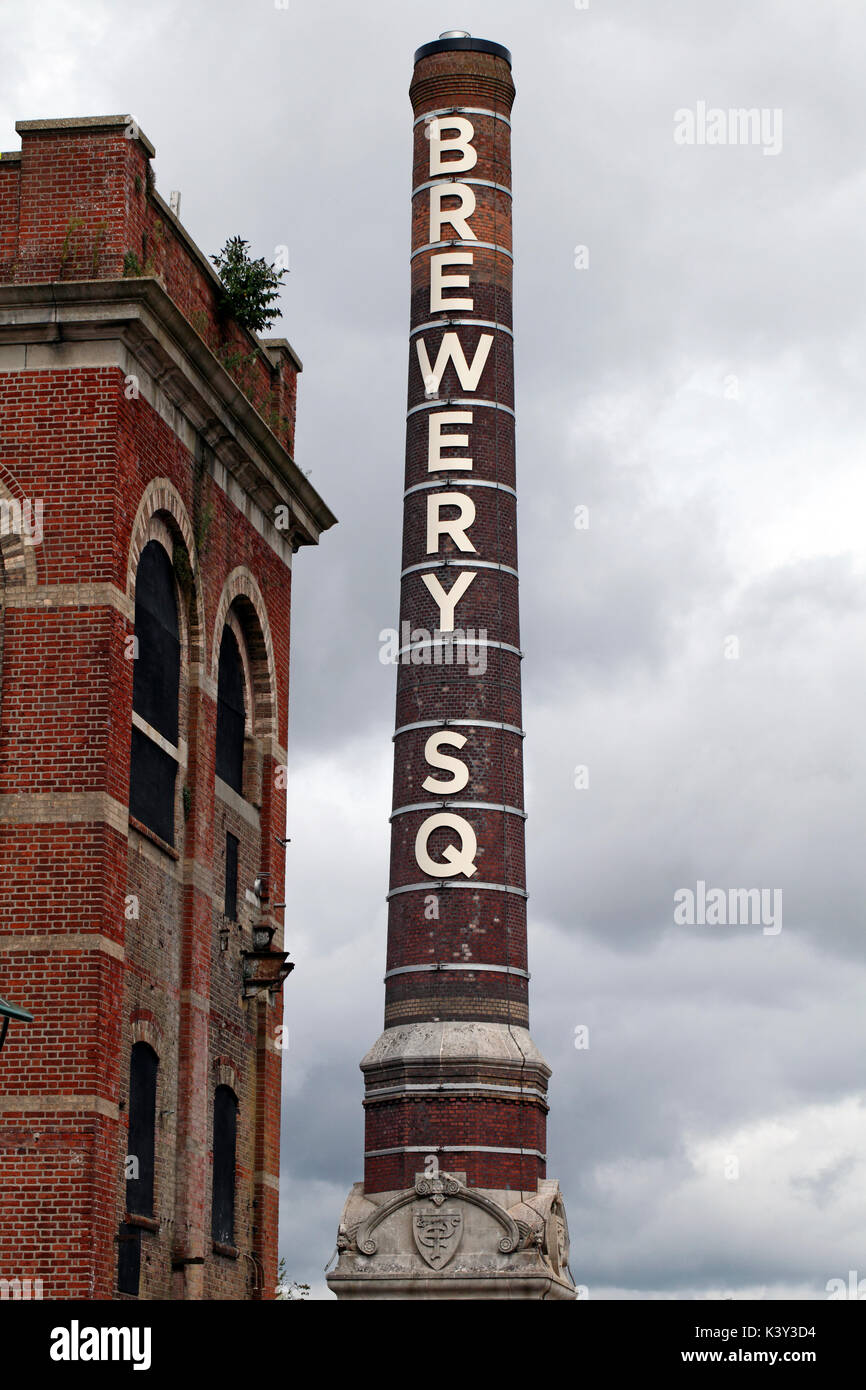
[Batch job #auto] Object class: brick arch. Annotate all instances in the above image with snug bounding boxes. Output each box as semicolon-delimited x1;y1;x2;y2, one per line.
130;1011;163;1054
0;472;39;591
126;479;204;666
211;569;278;740
213;1056;240;1092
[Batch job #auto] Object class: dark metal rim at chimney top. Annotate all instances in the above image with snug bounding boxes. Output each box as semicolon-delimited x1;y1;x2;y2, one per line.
414;36;512;67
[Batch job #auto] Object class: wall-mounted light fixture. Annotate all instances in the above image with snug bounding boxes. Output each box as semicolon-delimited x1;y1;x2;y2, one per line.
0;994;34;1054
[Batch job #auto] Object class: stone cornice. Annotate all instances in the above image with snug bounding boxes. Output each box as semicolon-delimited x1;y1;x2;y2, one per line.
0;278;337;548
15;113;157;159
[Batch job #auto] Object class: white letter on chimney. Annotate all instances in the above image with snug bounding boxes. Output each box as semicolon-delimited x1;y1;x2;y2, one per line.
422;731;470;794
430;252;474;312
416;333;493;394
415;812;478;878
428;117;478;175
429;183;477;241
428;412;474;472
426;493;477;553
421;570;476;631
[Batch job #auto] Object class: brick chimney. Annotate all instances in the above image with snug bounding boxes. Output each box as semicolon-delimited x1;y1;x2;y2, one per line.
327;35;575;1300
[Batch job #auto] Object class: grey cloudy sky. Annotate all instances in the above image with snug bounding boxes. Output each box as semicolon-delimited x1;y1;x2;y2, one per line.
6;0;865;1299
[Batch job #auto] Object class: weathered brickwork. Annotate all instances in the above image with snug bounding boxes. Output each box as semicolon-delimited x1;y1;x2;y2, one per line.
329;40;574;1299
0;115;335;1299
361;40;547;1196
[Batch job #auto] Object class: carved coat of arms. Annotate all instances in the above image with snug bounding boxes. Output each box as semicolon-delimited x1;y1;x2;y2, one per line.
413;1208;463;1269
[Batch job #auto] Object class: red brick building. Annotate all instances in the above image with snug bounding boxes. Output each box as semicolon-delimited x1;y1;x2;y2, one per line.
0;114;335;1299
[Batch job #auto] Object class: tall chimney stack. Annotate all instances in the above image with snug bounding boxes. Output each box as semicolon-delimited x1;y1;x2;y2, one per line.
327;33;575;1300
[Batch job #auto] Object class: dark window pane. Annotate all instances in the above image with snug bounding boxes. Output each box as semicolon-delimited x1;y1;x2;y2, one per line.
225;833;239;920
129;540;180;841
132;541;180;743
129;726;177;846
216;626;245;793
127;1043;158;1217
117;1222;141;1296
212;1086;238;1246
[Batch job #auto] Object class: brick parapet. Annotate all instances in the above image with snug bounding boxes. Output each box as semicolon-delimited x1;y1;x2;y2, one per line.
1;116;300;456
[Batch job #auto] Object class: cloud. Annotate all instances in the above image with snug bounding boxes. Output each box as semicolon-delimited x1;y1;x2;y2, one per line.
4;0;861;1300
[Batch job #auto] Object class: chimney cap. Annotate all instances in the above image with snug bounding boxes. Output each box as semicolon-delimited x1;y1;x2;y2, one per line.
414;34;512;67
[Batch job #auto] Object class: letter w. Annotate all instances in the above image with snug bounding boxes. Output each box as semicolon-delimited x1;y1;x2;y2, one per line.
416;332;493;394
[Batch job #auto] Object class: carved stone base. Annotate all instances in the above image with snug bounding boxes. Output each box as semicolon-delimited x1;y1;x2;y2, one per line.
326;1172;576;1300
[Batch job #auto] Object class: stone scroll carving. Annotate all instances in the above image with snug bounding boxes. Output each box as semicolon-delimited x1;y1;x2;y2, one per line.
354;1172;521;1260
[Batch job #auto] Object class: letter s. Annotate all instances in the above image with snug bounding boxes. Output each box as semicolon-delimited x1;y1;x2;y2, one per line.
422;731;470;794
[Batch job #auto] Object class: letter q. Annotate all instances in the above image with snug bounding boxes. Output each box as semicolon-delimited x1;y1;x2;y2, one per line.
415;813;478;878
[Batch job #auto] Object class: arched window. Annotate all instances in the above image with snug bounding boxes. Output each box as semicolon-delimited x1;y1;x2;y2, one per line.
211;1085;238;1247
129;540;180;844
126;1042;158;1217
216;625;246;794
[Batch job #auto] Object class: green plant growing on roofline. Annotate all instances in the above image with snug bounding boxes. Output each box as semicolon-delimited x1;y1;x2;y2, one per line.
216;344;260;392
123;219;164;278
59;216;84;274
195;497;215;560
211;236;287;335
190;308;212;344
90;222;107;277
275;1258;309;1300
